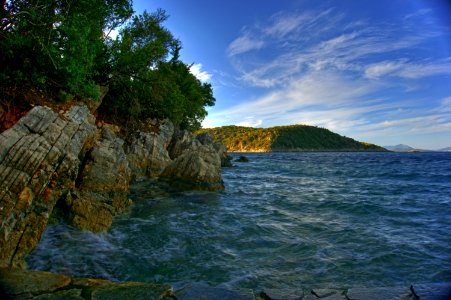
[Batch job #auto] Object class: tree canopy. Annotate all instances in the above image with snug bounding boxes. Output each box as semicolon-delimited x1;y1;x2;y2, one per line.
0;0;215;131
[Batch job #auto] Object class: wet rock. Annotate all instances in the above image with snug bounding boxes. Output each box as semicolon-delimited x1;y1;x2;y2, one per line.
126;119;174;178
64;191;114;232
259;288;304;300
408;283;451;300
0;267;71;299
91;282;172;300
347;286;412;300
0;105;96;267
214;142;233;167
306;289;345;300
235;155;249;162
33;289;84;300
161;140;224;191
176;285;255;300
0;267;172;300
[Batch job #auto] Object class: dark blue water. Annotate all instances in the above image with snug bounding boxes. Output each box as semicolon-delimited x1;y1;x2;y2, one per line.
27;152;451;290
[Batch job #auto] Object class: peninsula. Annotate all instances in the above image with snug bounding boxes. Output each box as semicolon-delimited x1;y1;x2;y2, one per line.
198;125;387;152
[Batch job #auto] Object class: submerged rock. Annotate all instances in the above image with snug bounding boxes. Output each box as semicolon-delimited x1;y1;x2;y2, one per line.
176;285;255;300
235;155;249;162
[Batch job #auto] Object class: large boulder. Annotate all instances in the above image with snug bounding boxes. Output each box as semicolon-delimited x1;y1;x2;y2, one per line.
160;139;224;191
0;105;97;267
196;132;232;167
126;119;174;178
168;129;194;160
63;127;132;232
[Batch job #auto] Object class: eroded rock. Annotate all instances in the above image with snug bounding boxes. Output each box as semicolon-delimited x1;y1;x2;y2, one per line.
161;139;224;191
126;119;174;178
63;127;132;232
0;105;96;267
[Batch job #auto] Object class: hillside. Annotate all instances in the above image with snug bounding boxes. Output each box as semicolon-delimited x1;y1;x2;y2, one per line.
198;125;387;152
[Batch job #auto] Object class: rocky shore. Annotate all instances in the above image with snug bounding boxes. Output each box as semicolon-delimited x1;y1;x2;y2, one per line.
0;104;230;268
1;267;450;299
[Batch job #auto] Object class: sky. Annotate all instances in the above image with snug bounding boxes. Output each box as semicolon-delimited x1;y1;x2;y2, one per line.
133;0;451;149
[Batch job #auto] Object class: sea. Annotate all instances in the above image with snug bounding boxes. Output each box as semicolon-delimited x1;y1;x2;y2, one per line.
27;152;451;290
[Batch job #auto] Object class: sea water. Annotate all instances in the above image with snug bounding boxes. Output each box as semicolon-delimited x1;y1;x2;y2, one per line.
27;152;451;290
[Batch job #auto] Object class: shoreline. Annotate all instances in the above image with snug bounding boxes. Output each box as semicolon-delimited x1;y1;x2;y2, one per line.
1;267;450;299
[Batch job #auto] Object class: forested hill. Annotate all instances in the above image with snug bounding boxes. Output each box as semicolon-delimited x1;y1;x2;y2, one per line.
198;125;387;152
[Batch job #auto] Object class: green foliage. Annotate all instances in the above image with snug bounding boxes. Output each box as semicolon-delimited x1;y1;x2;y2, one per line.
1;1;214;131
99;12;215;130
198;125;387;152
1;0;132;99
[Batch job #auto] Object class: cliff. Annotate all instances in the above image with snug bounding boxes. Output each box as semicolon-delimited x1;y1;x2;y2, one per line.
0;104;230;268
198;125;387;152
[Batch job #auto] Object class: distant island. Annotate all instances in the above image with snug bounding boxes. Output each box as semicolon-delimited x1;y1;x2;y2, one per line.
198;125;387;152
384;144;416;152
384;144;451;152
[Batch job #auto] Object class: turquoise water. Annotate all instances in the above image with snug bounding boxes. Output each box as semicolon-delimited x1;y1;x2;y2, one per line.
27;152;451;290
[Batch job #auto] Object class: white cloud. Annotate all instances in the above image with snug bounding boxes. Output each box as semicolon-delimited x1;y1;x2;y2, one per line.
403;8;432;20
190;63;212;82
439;96;451;112
264;12;308;37
227;34;265;56
236;118;263;127
365;60;451;79
364;61;403;78
397;62;451;79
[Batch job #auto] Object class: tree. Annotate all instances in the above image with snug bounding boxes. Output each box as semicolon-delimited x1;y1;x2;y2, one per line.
0;0;132;100
100;10;215;131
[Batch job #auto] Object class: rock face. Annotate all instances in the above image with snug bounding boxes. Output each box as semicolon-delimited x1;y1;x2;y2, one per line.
161;138;224;191
0;105;96;267
168;129;194;160
126;119;174;178
64;127;132;232
0;104;228;267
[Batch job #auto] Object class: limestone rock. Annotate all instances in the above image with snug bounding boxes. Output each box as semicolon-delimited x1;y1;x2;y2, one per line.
62;128;132;232
161;140;224;191
0;105;96;267
0;267;71;299
126;119;174;178
214;142;233;167
168;129;194;160
196;132;214;145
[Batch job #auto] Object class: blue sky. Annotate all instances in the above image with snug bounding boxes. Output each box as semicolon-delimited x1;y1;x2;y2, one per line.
133;0;451;149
